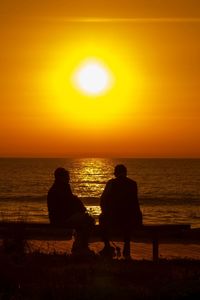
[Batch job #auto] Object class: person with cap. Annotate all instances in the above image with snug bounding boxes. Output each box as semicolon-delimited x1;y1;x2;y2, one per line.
47;167;95;257
99;164;142;259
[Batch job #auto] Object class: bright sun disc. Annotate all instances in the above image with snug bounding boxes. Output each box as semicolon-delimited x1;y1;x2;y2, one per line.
73;59;113;95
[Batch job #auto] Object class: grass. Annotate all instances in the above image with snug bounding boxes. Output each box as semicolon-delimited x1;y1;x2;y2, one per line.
0;245;200;300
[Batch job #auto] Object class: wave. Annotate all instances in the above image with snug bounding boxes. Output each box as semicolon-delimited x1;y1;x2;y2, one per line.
0;195;47;202
0;195;199;206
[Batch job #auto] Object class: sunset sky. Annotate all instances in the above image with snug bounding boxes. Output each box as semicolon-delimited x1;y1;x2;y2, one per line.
1;0;200;157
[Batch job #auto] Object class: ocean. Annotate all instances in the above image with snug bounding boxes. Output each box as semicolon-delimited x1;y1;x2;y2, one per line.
0;158;200;228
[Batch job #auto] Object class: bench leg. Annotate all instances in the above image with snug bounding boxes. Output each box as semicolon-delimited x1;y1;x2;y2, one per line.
152;239;159;262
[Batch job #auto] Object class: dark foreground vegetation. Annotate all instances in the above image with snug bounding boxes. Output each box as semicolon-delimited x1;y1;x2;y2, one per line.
0;245;200;300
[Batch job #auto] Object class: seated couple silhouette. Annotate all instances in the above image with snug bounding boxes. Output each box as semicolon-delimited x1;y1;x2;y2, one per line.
47;164;142;259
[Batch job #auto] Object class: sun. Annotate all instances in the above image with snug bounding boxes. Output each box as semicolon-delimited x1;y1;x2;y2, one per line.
72;59;113;96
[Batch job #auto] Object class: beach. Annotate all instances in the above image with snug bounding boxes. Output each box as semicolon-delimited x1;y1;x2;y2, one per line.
26;240;200;261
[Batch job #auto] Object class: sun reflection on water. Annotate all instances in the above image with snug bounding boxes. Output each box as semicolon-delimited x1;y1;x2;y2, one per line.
69;158;115;198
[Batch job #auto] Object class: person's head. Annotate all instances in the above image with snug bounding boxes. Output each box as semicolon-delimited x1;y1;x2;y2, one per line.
54;167;69;183
114;164;127;178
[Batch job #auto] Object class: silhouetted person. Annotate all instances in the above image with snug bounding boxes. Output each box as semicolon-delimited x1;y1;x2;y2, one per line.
47;167;95;257
99;164;142;259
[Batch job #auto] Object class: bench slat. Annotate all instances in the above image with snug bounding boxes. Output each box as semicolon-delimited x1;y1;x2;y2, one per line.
0;222;198;244
0;222;199;262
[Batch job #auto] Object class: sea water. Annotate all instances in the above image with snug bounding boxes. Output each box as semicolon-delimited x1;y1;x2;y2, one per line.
0;158;199;228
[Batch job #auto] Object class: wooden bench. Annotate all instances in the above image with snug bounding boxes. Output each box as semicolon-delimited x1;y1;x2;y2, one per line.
0;222;199;262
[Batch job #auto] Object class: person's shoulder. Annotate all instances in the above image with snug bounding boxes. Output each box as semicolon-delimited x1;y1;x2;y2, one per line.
107;178;115;184
126;177;137;186
47;183;57;195
48;184;54;193
104;178;116;188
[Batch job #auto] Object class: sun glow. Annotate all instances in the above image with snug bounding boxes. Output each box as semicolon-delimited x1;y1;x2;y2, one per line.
73;59;113;95
40;38;144;131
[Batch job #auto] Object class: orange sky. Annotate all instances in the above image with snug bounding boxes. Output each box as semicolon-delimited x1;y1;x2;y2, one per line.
0;0;200;157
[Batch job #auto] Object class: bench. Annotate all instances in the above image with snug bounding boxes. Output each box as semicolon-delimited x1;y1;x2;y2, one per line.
0;222;199;262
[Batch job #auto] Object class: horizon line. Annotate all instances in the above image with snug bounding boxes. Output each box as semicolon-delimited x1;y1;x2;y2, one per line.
0;156;200;159
60;17;200;23
4;16;200;23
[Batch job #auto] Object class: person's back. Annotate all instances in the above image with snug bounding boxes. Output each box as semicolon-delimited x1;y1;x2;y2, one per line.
47;167;94;257
100;176;141;225
47;174;86;225
47;172;76;224
99;164;142;259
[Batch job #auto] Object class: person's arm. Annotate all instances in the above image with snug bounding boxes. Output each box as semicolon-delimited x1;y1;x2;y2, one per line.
133;182;140;210
132;181;143;225
72;195;86;213
100;180;112;214
47;189;57;223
